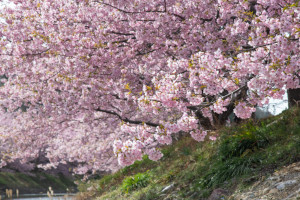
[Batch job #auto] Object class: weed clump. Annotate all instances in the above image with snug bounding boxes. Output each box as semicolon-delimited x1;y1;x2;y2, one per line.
218;121;270;161
121;171;150;193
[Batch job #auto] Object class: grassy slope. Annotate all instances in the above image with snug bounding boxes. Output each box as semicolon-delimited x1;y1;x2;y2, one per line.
0;172;76;194
77;107;300;200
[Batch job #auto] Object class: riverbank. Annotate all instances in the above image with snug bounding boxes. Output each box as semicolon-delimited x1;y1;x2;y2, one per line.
77;107;300;199
0;172;76;195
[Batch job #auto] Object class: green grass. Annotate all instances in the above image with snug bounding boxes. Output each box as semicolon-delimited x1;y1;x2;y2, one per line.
78;107;300;200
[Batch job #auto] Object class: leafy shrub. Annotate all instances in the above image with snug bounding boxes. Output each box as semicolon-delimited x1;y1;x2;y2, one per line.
218;122;269;161
121;171;150;193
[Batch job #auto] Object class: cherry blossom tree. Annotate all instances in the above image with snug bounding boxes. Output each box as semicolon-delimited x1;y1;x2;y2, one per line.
0;0;299;174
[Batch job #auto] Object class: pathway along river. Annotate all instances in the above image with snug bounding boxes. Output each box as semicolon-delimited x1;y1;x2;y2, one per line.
2;193;75;200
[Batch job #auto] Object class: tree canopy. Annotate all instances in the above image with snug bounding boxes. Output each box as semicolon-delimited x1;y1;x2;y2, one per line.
0;0;299;174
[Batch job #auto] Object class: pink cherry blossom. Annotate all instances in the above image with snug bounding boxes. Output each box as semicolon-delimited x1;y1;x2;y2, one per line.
0;0;298;172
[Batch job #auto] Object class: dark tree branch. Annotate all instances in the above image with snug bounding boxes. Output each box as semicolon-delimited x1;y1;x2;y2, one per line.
95;108;159;127
109;31;134;36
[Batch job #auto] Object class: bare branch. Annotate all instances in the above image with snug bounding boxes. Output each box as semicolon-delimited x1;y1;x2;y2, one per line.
95;108;159;127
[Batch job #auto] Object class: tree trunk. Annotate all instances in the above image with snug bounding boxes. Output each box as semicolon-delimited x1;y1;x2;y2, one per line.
287;88;300;108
